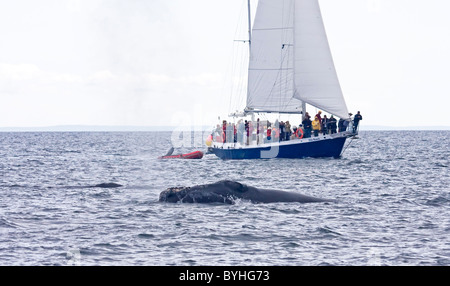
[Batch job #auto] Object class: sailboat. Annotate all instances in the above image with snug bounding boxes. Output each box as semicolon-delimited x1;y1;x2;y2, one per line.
208;0;357;160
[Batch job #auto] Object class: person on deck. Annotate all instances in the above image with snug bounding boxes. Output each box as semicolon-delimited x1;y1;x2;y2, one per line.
343;113;352;132
312;117;321;137
273;120;279;142
266;127;272;142
222;120;227;143
273;126;279;142
226;122;233;143
303;112;310;121
279;121;285;142
353;111;363;132
338;118;344;133
237;120;244;144
322;115;328;135
256;118;260;144
285;121;292;141
245;120;249;145
248;121;254;145
315;111;322;126
329;115;337;134
258;121;264;144
215;124;223;143
302;113;312;138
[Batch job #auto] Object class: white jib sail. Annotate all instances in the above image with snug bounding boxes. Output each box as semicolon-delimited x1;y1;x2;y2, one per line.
246;0;349;119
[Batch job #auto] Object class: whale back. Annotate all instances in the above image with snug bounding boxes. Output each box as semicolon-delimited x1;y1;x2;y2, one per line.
159;180;333;204
213;180;248;193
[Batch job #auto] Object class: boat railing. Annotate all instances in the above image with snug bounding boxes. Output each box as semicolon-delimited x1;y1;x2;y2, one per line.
210;125;359;148
347;120;360;136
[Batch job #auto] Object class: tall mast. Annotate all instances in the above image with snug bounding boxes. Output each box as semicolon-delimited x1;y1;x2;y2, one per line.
247;0;252;53
230;1;253;119
293;0;306;118
243;0;252;116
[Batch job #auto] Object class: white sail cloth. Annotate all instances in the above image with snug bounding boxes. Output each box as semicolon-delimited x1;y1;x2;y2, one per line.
246;0;349;119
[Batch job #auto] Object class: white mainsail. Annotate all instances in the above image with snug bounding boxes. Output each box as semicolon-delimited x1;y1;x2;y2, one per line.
246;0;349;119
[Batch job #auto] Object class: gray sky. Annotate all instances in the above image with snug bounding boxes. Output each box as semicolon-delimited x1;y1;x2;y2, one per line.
0;0;449;128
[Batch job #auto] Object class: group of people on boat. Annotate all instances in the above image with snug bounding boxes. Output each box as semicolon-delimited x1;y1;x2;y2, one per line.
212;111;362;146
303;111;338;137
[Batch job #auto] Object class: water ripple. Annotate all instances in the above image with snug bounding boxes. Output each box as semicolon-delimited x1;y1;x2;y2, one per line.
0;131;449;265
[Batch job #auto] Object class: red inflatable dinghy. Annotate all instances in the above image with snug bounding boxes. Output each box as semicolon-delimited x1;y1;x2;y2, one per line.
158;151;204;160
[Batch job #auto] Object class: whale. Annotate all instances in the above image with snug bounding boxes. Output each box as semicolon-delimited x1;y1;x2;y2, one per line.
92;183;123;188
63;183;123;189
159;180;334;204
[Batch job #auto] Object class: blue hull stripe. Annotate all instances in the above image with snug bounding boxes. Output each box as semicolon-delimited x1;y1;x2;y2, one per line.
211;137;347;160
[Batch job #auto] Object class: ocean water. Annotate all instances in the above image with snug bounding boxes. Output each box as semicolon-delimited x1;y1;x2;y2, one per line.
0;131;448;266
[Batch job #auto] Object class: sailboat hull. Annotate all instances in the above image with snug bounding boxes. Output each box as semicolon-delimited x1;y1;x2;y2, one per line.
210;135;348;160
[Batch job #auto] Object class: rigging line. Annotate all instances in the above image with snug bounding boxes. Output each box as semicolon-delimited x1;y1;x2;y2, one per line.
248;0;297;114
278;0;285;117
229;1;249;114
228;43;236;113
279;0;295;114
248;46;294;112
231;43;245;114
340;136;356;157
237;45;248;111
256;40;295;111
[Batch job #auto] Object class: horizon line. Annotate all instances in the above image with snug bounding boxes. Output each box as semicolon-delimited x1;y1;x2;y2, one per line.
0;124;449;132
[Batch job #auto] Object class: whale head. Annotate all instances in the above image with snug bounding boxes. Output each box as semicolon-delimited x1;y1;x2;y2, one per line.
159;187;191;203
159;181;248;204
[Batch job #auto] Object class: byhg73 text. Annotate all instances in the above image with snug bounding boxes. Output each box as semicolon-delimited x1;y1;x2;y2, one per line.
179;270;270;283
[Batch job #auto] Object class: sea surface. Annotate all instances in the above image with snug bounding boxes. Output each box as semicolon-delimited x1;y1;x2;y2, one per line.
0;131;448;266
